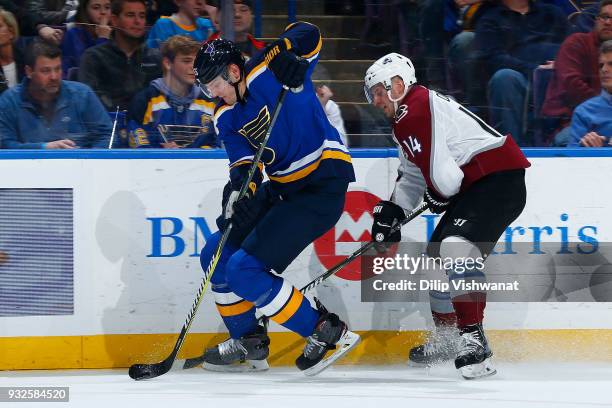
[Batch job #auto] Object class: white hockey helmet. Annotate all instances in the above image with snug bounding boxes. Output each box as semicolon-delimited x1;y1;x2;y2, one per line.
364;53;416;104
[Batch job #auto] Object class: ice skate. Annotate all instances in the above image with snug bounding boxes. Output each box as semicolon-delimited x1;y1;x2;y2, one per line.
408;325;459;367
295;300;360;376
455;323;497;379
202;326;270;372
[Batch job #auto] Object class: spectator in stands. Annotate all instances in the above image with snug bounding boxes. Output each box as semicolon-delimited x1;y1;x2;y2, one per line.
0;9;24;94
0;40;113;149
61;0;112;79
27;0;80;45
146;0;214;48
127;35;217;148
206;0;264;58
475;0;568;145
27;0;79;26
542;0;612;145
79;0;162;110
567;40;612;147
0;1;62;41
146;0;178;25
570;1;600;34
0;2;33;36
203;0;220;31
316;84;348;146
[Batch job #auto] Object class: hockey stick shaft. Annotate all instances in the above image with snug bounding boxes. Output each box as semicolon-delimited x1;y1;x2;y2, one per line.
299;201;428;294
182;201;428;369
108;106;119;149
129;87;289;380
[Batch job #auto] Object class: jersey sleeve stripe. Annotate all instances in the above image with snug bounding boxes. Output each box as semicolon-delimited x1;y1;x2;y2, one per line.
246;61;267;88
229;158;254;168
213;104;235;134
229;158;264;173
213;104;234;121
269;149;352;183
302;34;322;59
270;140;348;176
189;100;216;114
143;95;168;124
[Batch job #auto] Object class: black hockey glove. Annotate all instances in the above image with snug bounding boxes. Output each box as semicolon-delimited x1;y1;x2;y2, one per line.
371;200;406;251
231;192;258;229
424;188;450;214
264;38;309;89
228;182;279;232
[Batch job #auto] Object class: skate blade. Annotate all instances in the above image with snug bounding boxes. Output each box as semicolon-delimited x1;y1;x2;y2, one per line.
202;359;269;373
302;330;361;377
459;357;497;380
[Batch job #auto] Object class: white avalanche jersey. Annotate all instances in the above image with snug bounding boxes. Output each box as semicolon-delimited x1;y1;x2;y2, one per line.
391;85;530;211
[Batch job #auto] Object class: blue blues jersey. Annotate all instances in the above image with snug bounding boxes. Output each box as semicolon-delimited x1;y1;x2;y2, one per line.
213;21;355;194
146;16;215;49
127;82;218;148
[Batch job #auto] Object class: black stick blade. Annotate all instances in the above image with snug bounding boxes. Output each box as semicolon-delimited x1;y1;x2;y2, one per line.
128;361;171;380
182;355;205;370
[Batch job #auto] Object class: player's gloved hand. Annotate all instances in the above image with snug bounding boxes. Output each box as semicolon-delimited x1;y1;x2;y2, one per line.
424;188;450;214
223;182;257;224
371;200;406;252
231;192;259;229
264;38;309;89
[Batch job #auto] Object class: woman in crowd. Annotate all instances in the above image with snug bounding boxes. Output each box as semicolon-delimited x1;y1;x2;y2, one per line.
0;9;23;94
61;0;112;78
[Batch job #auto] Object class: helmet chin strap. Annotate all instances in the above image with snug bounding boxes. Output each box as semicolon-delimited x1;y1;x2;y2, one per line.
387;85;410;114
221;67;246;105
230;71;246;104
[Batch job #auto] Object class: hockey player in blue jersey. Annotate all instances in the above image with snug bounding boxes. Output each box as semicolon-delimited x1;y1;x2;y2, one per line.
193;22;360;375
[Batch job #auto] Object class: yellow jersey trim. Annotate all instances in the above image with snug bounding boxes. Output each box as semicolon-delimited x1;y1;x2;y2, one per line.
268;150;352;183
216;300;254;317
270;288;303;325
169;16;196;32
143;95;167;125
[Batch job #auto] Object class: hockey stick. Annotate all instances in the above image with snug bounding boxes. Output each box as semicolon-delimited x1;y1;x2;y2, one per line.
300;201;428;293
128;87;289;380
182;201;429;369
108;106;119;149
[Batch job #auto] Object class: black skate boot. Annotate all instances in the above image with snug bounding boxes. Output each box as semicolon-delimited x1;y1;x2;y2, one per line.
295;299;360;376
408;325;459;366
202;325;270;372
454;323;497;379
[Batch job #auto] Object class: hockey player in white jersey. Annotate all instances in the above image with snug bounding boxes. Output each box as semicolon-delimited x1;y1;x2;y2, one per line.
364;53;530;379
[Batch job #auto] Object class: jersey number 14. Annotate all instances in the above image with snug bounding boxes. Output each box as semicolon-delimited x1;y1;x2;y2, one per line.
402;136;422;157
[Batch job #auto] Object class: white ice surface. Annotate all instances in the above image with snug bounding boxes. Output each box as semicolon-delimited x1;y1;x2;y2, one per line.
1;363;611;408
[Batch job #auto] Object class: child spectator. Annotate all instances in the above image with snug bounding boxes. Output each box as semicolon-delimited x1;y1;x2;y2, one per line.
127;35;217;148
61;0;112;78
146;0;214;48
